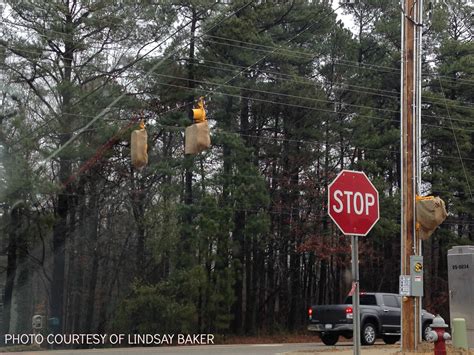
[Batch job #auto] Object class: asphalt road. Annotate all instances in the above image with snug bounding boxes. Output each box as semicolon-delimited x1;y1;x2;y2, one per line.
2;342;356;355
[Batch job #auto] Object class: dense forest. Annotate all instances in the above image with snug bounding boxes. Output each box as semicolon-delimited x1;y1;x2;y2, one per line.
0;0;472;339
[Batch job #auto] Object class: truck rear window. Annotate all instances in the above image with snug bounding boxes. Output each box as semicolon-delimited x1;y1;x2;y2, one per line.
345;295;377;305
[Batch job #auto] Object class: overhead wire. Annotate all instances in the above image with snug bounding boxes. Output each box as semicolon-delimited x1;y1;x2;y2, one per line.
191;4;343;109
146;71;400;114
193;59;403;99
4;8;473;111
4;0;474;99
139;2;472;130
2;5;472;241
7;86;474;157
3;4;362;177
8;109;474;163
0;0;256;216
4;41;473;110
74;2;347;150
437;77;473;200
201;34;474;85
5;72;474;156
153;55;473;112
0;44;405;103
4;6;474;86
139;69;474;126
3;2;473;170
175;125;474;162
41;0;257;162
2;6;473;245
198;60;474;110
199;37;474;107
130;79;474;133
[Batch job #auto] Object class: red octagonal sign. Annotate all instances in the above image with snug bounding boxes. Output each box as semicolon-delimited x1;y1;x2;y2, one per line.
328;170;380;236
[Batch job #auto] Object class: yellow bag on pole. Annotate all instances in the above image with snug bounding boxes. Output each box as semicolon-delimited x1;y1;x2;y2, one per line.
131;121;148;168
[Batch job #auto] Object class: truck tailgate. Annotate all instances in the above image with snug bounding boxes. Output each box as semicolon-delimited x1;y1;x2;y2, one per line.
309;305;351;325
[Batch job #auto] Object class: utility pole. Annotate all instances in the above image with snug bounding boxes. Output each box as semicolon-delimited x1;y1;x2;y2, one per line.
401;0;423;351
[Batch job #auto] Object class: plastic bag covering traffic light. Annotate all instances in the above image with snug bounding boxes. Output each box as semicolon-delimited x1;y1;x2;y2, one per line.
185;97;210;155
416;196;447;240
131;120;148;169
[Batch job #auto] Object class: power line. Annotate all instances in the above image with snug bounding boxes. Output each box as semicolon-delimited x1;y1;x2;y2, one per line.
4;42;473;109
194;58;404;100
147;71;401;114
3;3;473;169
0;0;344;153
4;1;474;87
438;77;473;200
195;58;474;110
4;3;474;102
198;4;341;102
141;70;474;126
5;73;473;156
2;7;471;131
132;79;474;133
103;3;345;145
7;110;474;163
122;54;472;111
41;0;256;162
201;34;474;85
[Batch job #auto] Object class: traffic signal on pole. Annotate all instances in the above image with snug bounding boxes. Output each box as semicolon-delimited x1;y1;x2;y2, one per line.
192;96;207;123
416;196;447;240
185;97;210;155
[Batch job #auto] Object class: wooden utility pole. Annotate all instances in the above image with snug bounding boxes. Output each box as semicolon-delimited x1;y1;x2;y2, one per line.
401;0;423;351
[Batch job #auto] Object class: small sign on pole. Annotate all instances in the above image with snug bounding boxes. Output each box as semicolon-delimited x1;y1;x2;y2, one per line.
400;275;411;296
328;170;380;355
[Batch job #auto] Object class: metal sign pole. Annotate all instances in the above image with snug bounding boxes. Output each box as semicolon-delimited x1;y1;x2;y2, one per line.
352;235;361;355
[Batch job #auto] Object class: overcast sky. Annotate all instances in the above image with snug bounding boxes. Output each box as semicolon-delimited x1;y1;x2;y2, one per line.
333;1;357;33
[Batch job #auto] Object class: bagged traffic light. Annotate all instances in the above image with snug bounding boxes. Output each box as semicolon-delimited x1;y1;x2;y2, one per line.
185;97;210;155
416;196;447;240
185;121;210;155
131;120;148;169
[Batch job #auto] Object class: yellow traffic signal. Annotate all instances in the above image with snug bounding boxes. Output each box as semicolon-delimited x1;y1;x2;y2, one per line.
185;97;210;155
192;96;207;123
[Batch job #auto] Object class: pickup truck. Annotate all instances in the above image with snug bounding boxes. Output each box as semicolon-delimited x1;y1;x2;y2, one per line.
307;292;435;346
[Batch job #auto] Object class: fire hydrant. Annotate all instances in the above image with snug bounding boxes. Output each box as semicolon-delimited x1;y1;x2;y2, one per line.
426;315;451;355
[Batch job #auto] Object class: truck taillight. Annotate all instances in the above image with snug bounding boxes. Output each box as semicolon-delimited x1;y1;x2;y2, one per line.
345;306;353;319
308;308;313;320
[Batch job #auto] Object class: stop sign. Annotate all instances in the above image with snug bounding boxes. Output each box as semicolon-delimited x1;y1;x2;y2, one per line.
328;170;379;236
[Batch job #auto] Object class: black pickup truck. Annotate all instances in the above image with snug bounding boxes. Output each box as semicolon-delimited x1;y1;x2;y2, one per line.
307;292;435;346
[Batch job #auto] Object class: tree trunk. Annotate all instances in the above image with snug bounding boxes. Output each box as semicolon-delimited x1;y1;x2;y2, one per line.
15;216;30;333
2;208;19;334
179;7;198;271
51;5;75;331
231;211;245;334
85;186;100;333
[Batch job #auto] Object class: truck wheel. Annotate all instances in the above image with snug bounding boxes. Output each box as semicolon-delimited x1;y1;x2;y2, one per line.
361;323;377;345
382;335;400;344
320;333;338;346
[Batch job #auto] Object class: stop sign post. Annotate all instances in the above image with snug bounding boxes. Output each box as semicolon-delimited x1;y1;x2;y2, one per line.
328;170;380;355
